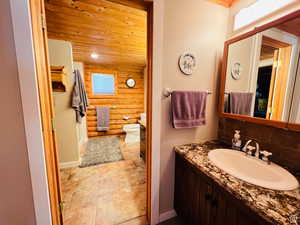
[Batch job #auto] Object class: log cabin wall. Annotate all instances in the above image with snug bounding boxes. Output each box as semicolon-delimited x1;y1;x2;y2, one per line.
85;64;145;137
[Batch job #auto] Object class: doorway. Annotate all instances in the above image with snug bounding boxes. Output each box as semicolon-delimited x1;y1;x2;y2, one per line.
254;65;273;118
28;0;153;225
257;36;292;120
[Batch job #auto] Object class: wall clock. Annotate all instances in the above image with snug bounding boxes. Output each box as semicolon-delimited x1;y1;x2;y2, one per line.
231;62;242;80
178;53;196;75
126;78;136;88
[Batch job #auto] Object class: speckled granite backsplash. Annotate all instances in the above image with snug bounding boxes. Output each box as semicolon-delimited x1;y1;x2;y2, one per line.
218;118;300;175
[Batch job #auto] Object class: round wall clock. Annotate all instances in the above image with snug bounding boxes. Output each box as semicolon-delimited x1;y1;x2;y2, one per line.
178;53;196;75
231;62;242;80
126;78;136;88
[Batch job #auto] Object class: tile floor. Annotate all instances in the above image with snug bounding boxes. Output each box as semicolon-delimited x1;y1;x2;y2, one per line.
60;136;146;225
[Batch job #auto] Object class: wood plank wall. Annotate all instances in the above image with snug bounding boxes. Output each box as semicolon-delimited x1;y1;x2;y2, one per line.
84;64;145;137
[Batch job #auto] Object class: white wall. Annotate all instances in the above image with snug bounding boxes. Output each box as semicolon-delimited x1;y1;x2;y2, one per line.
225;36;255;92
73;62;88;151
159;0;229;214
0;1;37;224
48;39;80;165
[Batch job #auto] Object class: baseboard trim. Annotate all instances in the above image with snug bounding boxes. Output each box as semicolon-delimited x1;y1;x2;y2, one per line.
60;161;80;169
159;209;177;223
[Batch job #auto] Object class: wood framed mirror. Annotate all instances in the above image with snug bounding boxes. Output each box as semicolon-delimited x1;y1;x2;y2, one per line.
220;9;300;131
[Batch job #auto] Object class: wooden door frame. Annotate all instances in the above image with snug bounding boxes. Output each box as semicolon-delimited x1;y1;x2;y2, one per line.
9;0;54;225
113;1;155;223
10;0;157;225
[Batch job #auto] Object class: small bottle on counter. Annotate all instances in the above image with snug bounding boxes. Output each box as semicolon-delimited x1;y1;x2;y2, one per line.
232;130;242;151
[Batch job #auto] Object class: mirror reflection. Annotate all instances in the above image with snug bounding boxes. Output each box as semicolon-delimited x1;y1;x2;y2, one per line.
224;17;300;123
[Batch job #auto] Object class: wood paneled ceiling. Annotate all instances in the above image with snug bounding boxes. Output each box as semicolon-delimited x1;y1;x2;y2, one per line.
208;0;239;8
45;0;147;67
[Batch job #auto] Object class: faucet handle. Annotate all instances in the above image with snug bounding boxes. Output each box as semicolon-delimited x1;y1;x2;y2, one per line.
260;150;272;164
246;145;256;156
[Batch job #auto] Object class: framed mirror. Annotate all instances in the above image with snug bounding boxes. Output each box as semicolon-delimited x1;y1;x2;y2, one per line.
220;10;300;131
126;78;136;88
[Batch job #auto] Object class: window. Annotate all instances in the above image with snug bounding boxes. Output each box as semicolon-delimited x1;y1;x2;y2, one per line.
234;0;296;30
91;73;115;95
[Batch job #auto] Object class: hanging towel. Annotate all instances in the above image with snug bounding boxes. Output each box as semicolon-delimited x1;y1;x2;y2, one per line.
171;91;208;129
230;92;253;116
72;69;89;123
96;106;110;132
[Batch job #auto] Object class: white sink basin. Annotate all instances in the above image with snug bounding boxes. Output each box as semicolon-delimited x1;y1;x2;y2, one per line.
208;149;299;191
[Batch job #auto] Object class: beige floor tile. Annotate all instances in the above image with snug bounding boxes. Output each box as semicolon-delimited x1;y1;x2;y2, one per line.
60;137;146;225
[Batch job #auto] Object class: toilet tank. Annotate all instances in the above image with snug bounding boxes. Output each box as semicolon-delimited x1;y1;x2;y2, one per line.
123;124;140;131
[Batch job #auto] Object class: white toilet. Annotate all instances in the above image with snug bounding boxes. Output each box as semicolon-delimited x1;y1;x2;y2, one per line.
123;124;140;143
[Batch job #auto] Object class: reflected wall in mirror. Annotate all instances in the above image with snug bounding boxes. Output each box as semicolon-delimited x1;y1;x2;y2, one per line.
223;16;300;124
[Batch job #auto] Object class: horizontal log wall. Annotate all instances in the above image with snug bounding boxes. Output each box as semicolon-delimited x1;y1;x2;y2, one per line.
85;64;145;137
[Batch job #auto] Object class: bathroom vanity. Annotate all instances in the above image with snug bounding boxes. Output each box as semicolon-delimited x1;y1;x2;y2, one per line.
139;120;146;161
174;142;300;225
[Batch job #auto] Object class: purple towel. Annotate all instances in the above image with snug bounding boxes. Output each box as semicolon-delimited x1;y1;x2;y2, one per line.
96;106;110;132
230;92;253;116
171;91;208;129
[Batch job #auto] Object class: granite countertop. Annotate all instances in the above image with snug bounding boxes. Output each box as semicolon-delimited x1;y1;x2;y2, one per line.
174;141;300;225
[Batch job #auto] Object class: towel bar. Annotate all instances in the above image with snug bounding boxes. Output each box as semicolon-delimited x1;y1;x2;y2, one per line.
88;105;117;109
163;88;212;98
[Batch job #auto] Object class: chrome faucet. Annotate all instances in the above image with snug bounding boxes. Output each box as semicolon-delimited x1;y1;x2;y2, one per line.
243;140;273;164
242;140;260;158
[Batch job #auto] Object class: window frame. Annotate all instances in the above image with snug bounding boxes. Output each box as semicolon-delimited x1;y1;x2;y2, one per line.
233;0;296;31
88;69;118;98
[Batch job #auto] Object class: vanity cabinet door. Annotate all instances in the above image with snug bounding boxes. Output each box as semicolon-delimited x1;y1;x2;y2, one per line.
175;153;214;225
174;153;272;225
211;187;238;225
212;185;272;225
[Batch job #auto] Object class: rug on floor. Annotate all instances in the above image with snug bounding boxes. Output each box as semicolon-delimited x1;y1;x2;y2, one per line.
80;136;124;168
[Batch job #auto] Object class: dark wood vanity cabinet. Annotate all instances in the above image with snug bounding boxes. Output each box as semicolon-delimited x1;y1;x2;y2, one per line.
174;153;273;225
140;124;146;161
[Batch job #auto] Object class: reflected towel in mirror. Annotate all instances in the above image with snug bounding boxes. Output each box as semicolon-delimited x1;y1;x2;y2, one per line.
230;92;253;116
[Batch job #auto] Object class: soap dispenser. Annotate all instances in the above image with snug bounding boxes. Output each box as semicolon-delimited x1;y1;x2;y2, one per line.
232;130;242;151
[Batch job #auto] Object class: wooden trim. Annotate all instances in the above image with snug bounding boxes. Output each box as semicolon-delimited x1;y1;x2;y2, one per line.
287;122;300;131
219;9;300;130
262;36;290;48
219;112;288;128
266;50;279;119
29;0;63;224
146;3;153;224
271;46;292;121
106;0;151;10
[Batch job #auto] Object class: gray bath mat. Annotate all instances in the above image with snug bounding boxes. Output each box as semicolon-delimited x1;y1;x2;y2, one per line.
80;136;123;168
